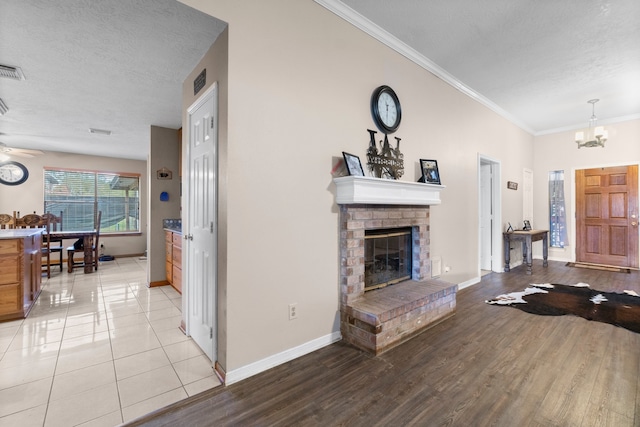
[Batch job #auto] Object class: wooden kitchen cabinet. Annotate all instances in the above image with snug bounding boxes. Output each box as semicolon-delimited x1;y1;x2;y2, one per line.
171;232;182;293
0;229;43;321
165;229;182;294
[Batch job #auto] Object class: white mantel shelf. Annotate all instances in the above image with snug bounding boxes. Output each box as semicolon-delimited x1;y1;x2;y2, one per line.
334;176;444;205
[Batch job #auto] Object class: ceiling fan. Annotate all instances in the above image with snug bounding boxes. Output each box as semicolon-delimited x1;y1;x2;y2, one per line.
0;142;44;158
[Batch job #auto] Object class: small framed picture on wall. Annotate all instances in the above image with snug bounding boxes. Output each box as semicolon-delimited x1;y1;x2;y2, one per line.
420;159;441;185
342;152;365;176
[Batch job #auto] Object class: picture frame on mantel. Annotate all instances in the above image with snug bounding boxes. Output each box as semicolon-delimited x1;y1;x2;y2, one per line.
419;159;441;185
342;152;365;177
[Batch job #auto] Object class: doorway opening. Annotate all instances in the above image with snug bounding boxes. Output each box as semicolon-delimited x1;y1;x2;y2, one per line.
479;155;502;275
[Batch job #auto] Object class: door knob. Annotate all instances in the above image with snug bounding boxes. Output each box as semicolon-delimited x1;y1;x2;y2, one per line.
632;222;638;227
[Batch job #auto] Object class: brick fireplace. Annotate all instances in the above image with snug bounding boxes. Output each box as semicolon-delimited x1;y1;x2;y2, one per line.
335;176;457;354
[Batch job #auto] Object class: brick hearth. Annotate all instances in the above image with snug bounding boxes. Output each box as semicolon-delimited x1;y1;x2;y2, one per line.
339;203;457;354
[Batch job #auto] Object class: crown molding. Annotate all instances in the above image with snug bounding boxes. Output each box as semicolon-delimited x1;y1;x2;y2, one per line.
536;113;640;136
314;0;535;135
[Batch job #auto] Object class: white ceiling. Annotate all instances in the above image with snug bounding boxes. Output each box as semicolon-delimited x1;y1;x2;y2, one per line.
335;0;640;134
0;0;226;160
1;1;639;161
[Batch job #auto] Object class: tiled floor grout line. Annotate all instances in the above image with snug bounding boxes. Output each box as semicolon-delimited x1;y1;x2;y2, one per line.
0;258;221;426
102;274;126;425
42;299;69;427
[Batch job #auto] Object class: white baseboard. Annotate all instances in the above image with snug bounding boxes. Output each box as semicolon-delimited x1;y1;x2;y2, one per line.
458;276;480;290
225;331;342;385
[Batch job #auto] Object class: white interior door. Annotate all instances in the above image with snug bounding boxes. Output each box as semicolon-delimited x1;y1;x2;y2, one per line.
480;163;493;270
185;84;217;361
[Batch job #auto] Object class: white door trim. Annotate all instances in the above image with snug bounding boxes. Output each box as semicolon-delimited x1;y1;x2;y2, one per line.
478;154;502;273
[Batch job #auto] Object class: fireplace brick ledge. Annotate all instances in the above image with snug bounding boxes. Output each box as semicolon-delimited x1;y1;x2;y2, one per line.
343;279;457;355
334;176;444;205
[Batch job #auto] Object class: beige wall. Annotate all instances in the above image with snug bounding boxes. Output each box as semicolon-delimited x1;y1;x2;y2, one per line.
181;0;534;375
533;118;640;261
0;151;147;256
148;126;181;284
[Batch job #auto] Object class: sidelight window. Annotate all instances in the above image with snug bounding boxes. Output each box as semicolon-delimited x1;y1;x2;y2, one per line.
549;170;567;247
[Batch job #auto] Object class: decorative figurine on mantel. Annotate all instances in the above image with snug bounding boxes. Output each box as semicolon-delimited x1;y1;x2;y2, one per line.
366;129;404;180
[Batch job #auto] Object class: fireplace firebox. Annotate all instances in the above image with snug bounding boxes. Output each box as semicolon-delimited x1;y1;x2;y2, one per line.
364;227;412;291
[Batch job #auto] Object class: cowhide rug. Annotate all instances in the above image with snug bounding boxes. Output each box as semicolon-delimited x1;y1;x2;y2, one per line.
486;283;640;333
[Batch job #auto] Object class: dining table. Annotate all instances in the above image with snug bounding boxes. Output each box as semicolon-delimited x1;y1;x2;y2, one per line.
47;230;97;274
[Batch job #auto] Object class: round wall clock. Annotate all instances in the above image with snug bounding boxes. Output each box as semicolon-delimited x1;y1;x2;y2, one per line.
0;161;29;186
371;85;402;133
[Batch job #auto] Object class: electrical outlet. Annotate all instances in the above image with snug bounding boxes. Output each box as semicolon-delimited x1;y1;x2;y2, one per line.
444;266;451;273
288;303;298;320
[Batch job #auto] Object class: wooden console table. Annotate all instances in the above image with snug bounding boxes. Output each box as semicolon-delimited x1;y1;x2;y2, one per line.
503;229;549;275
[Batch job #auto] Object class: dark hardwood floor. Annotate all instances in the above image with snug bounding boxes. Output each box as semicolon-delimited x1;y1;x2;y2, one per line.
125;261;640;426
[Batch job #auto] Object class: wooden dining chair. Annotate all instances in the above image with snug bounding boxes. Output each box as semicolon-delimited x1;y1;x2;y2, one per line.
67;211;102;273
42;211;64;271
0;213;14;229
14;212;51;278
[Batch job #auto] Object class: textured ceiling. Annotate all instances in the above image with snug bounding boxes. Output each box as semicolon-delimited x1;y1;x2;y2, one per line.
338;0;640;134
0;0;226;160
1;2;639;162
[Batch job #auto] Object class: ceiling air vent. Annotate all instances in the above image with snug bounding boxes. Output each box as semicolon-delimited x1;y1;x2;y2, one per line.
0;64;25;80
0;98;8;115
89;128;112;136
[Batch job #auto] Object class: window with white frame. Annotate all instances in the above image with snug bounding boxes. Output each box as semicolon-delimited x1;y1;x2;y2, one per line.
44;168;140;233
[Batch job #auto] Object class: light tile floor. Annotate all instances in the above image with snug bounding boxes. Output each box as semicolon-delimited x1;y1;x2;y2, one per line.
0;257;221;426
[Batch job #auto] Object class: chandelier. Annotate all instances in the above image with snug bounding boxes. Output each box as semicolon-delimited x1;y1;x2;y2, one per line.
575;99;607;148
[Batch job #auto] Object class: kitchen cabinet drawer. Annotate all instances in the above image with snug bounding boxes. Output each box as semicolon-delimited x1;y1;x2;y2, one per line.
0;239;20;255
0;283;21;316
172;232;182;248
172;245;182;269
165;243;172;262
0;257;20;285
172;266;182;294
165;261;173;285
165;230;173;243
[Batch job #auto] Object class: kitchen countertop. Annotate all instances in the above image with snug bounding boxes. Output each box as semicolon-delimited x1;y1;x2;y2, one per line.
163;218;181;233
0;229;44;239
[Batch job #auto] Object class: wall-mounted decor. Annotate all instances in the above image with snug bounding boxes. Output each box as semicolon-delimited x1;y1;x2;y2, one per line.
507;181;518;190
342;152;365;176
194;68;207;96
366;129;404;180
0;160;29;186
370;85;402;134
419;159;440;185
156;167;172;180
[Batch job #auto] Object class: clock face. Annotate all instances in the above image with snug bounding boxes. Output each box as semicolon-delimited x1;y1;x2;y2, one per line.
0;161;29;186
371;86;402;133
377;92;398;127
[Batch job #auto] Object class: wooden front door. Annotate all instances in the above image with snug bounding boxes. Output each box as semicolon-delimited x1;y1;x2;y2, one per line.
576;165;639;268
